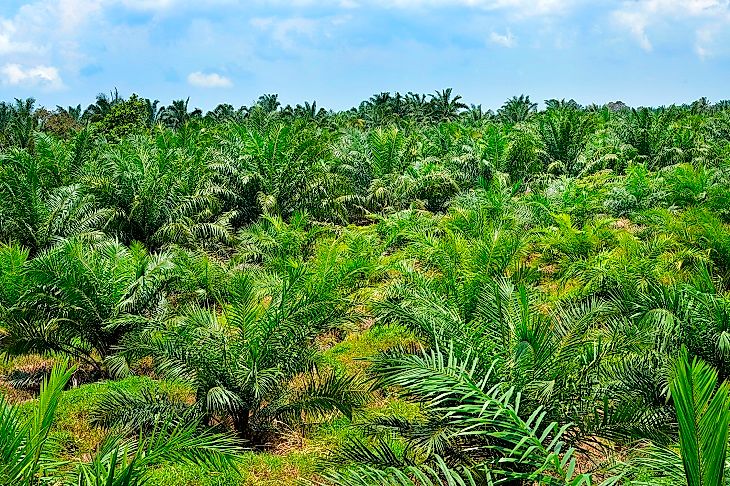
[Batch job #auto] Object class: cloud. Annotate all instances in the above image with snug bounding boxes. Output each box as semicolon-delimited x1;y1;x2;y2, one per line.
0;63;64;89
0;19;43;55
613;10;652;51
489;29;515;47
611;0;730;54
187;71;233;88
117;0;176;10
251;16;319;49
375;0;577;16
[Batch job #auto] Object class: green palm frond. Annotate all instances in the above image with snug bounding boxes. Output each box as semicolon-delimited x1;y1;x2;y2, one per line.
0;360;74;484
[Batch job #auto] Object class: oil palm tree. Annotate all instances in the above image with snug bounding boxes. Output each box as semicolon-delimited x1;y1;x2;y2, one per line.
159;98;203;130
428;88;468;121
0;239;173;375
620;351;730;485
123;266;366;441
83;88;122;123
320;346;592;485
498;94;538;124
0;132;110;254
209;117;347;222
537;104;596;176
0;361;242;485
87;134;233;249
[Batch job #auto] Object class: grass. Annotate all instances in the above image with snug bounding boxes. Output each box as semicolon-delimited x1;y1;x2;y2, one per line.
146;452;320;486
13;375;193;457
321;323;419;375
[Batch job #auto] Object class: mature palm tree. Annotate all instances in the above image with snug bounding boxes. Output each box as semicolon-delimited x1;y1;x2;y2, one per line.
205;103;238;123
498;94;538;124
404;91;429;120
159;98;203;129
83;88;122;122
56;104;83;122
255;93;281;113
144;98;162;127
5;98;39;149
293;100;327;121
428;88;468;121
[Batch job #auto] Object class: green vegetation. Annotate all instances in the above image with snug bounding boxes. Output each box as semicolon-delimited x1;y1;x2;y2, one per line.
2;91;730;484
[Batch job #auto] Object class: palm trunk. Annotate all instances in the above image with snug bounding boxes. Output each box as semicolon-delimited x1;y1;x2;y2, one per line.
234;409;250;438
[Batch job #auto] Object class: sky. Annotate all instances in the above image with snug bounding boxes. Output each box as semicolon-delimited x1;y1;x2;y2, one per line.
0;0;729;111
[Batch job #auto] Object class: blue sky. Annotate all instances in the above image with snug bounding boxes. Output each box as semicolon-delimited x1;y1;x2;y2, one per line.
0;0;729;111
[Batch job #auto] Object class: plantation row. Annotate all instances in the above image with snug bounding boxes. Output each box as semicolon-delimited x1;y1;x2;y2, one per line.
2;91;730;484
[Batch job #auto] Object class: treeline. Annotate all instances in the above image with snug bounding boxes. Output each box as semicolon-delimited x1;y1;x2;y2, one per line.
2;90;730;247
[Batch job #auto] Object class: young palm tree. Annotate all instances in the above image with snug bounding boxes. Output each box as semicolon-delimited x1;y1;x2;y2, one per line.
0;132;110;254
320;346;592;485
87;134;233;249
0;361;242;485
1;239;173;375
122;266;366;441
209;117;348;222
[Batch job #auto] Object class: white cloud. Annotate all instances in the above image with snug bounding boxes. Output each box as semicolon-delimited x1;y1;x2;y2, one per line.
695;25;713;58
56;0;104;32
118;0;176;9
613;10;652;51
0;63;64;89
611;0;730;54
377;0;577;16
489;29;516;47
0;19;44;55
274;0;577;16
187;71;233;88
251;16;319;49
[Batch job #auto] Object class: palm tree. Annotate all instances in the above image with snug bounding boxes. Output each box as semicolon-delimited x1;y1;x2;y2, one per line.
205;103;238;123
0;361;242;484
124;266;366;441
621;351;730;485
428;88;468;121
7;98;39;149
87;134;233;249
671;351;730;486
537;104;596;176
159;98;203;130
0;361;73;483
0;239;173;375
56;104;83;122
404;92;429;120
293;100;327;121
83;88;122;122
0;131;110;254
255;93;281;113
144;98;162;127
321;346;591;485
209;117;347;222
498;94;538;124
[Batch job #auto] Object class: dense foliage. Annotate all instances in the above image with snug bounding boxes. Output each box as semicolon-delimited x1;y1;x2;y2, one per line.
2;90;730;484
